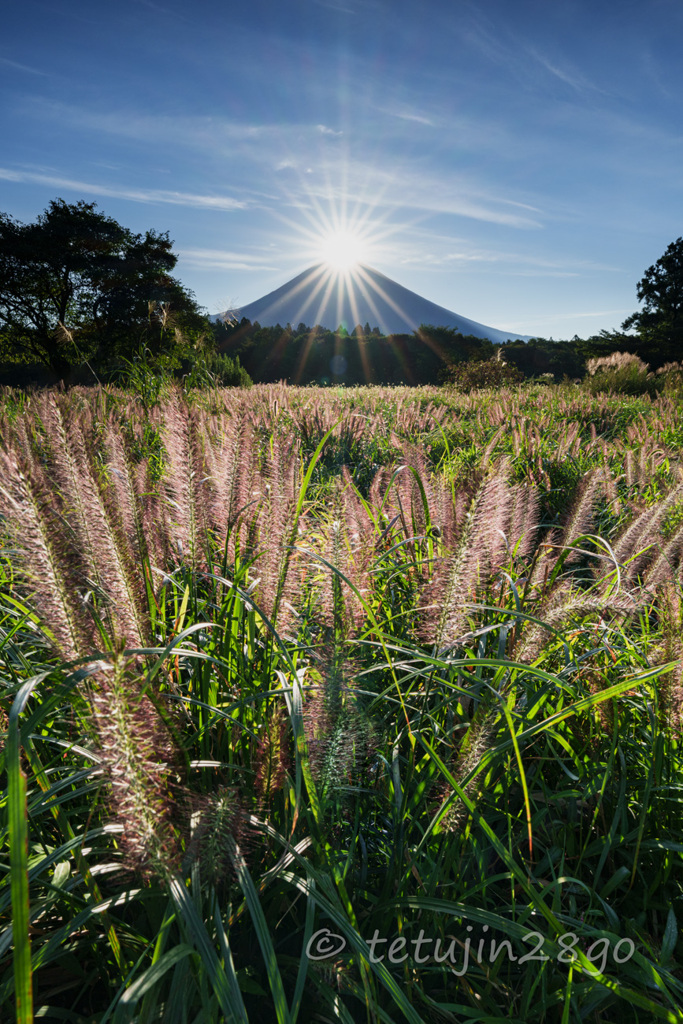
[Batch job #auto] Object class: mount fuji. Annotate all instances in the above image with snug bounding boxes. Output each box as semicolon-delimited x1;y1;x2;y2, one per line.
218;264;531;345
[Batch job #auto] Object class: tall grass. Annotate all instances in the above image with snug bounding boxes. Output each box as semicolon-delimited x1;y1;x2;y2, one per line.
1;382;682;1022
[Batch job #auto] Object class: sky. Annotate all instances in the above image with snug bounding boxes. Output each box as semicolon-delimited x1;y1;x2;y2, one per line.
2;0;683;340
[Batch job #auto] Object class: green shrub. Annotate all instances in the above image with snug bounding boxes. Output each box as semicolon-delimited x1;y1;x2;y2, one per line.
656;360;683;396
205;352;253;387
442;354;524;390
583;351;657;396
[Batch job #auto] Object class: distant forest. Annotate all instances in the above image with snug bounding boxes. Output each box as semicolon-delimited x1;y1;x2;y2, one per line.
213;317;661;386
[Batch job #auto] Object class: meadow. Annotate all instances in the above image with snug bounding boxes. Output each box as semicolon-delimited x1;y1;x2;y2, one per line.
1;380;683;1023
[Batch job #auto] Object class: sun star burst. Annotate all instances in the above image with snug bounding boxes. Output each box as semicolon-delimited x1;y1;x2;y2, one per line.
318;229;367;271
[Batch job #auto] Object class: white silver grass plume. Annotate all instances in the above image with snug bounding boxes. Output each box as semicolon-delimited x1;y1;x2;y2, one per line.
586;351;649;375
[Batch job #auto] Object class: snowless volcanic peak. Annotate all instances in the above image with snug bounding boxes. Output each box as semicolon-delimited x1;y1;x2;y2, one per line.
219;264;531;344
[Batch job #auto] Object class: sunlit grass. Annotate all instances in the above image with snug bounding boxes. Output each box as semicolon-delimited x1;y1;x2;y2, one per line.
1;381;682;1022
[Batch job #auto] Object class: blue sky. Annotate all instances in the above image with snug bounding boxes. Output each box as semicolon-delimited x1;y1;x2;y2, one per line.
2;0;683;339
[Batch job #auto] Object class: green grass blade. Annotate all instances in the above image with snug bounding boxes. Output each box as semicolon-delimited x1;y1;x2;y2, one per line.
167;874;248;1024
118;944;195;1010
226;837;291;1024
7;677;44;1024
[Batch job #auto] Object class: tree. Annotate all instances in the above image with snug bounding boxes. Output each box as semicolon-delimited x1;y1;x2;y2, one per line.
0;198;206;379
417;325;494;364
622;238;683;365
501;338;586;380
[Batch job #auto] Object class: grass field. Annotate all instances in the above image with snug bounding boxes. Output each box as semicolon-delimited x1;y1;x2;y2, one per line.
1;381;683;1023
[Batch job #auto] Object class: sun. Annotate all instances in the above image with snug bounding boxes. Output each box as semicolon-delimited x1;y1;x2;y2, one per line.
272;194;398;274
318;229;368;271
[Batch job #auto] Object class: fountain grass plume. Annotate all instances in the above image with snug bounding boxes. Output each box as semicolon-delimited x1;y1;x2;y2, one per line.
421;467;515;652
561;468;604;563
302;659;376;799
513;581;641;664
199;409;240;539
0;441;93;660
157;392;208;567
508;481;541;559
250;429;304;632
254;708;291;807
5;383;683;1021
36;395;150;648
87;651;184;880
643;519;683;588
651;582;683;735
438;708;498;835
103;418;161;570
612;483;683;582
186;785;250;889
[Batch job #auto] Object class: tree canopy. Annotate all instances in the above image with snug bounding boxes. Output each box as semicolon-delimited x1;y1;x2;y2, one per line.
0;198;206;379
622;237;683;365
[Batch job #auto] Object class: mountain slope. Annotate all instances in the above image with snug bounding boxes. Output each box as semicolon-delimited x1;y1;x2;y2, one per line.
218;264;531;344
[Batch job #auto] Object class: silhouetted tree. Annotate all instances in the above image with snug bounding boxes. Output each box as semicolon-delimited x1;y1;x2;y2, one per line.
0;198;205;379
622;238;683;365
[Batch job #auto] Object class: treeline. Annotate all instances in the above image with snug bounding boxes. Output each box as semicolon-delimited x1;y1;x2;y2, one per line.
212;319;498;385
212;317;671;386
501;330;680;380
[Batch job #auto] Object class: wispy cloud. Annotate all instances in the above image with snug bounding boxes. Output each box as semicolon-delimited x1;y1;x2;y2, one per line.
389;109;436;127
0;167;247;210
16;99;264;146
527;309;633;329
301;159;545;228
386;228;623;276
563;309;633;319
179;247;280;271
18;98;346;153
13;97;543;232
525;46;608;96
0;57;51;77
461;10;608;99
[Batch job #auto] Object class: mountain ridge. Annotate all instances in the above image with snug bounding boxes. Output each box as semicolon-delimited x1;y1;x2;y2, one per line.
217;263;532;344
